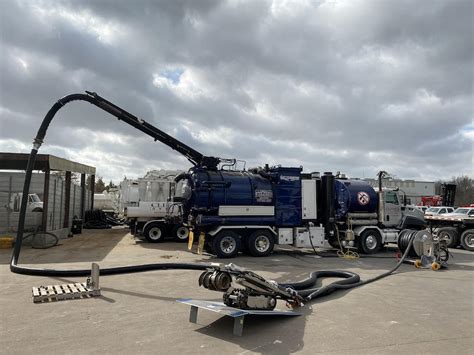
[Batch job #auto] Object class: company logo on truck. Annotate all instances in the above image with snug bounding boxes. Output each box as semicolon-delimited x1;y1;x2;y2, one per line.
357;191;370;206
255;189;273;203
280;175;299;182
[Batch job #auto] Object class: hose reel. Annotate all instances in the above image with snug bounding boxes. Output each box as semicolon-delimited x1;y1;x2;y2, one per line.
398;229;448;269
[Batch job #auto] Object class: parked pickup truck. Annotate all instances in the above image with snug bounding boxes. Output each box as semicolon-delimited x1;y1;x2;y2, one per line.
9;193;43;212
425;206;455;216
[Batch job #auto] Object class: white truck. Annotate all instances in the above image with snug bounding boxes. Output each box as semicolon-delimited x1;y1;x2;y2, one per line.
119;170;190;243
9;193;44;212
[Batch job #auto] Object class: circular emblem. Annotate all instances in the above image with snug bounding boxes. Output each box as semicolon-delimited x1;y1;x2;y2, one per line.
357;191;370;206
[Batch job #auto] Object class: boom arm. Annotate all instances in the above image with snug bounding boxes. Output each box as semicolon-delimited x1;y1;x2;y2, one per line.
40;91;221;168
13;90;227;272
88;91;206;165
85;91;222;168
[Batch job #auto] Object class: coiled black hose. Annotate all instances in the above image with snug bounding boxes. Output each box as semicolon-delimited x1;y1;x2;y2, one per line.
279;231;417;301
397;229;419;257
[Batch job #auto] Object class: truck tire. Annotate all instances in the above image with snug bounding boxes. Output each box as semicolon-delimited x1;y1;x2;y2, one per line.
212;230;241;258
143;222;165;243
357;229;381;254
172;225;190;243
247;230;274;257
437;227;459;248
460;229;474;252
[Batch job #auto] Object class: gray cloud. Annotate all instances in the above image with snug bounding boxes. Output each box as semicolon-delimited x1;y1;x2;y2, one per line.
0;0;472;183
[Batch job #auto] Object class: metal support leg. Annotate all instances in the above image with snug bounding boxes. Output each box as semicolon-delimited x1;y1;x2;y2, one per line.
189;306;198;323
85;263;101;297
233;315;245;336
91;263;100;290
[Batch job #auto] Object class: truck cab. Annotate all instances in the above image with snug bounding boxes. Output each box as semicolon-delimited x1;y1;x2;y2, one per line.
9;193;43;212
344;187;425;254
377;188;424;227
381;190;403;227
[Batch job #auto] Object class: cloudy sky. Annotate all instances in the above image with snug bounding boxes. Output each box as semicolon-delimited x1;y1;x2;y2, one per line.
0;0;472;183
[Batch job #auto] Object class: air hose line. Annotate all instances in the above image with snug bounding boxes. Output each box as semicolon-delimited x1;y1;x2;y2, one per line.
10;92;416;306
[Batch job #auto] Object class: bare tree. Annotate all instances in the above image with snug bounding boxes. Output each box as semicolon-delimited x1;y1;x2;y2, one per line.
450;176;474;206
86;175;106;193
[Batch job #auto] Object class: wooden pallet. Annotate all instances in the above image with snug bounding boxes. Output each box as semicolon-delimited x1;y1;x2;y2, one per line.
32;283;100;303
32;263;101;303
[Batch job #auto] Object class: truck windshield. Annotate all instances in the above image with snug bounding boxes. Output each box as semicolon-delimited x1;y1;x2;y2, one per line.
29;194;41;203
385;191;399;205
426;207;440;213
176;180;192;200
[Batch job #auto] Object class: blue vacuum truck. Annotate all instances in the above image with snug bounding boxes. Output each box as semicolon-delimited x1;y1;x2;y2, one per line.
20;91;423;257
176;167;425;257
11;91;448;312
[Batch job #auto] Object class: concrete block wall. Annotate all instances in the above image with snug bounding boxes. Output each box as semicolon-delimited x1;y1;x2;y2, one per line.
0;172;92;236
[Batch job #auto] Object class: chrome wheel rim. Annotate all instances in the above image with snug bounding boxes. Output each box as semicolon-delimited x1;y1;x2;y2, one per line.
176;227;189;240
466;233;474;247
220;236;236;254
365;235;378;250
149;227;162;240
255;235;270;253
439;231;453;244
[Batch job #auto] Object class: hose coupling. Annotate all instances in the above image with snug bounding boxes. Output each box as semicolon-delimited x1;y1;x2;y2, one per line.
32;138;43;150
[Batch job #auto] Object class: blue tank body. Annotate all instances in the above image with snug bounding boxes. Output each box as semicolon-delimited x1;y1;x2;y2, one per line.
272;167;302;226
188;168;274;207
334;179;378;220
186;166;302;227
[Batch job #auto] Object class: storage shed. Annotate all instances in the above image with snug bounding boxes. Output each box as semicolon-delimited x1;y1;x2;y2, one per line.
0;153;96;238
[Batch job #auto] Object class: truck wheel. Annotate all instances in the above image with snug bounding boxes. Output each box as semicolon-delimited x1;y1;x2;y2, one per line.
460;230;474;252
172;225;189;243
358;230;381;254
247;230;274;257
143;222;165;243
437;228;459;248
212;230;241;258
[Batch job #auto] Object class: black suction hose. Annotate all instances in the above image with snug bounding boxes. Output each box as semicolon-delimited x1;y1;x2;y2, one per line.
10;93;209;277
12;263;209;277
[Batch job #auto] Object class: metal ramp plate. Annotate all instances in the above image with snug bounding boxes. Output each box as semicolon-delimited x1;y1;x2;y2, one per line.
32;263;101;303
177;298;300;336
